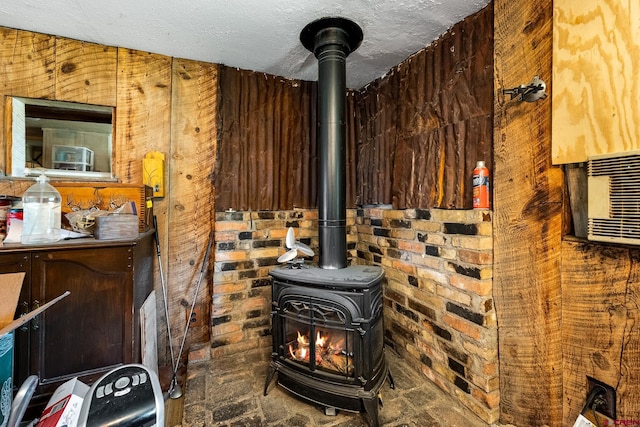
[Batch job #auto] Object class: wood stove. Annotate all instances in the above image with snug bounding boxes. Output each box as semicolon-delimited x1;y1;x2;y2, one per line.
264;17;393;427
264;265;393;426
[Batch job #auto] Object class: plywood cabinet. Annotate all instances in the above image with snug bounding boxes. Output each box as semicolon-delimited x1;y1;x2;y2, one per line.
552;0;640;164
0;231;154;414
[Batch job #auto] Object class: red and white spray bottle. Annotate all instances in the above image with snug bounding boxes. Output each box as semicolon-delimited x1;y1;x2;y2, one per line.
472;161;490;209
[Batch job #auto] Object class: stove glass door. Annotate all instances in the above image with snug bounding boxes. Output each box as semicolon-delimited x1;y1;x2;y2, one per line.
282;300;354;378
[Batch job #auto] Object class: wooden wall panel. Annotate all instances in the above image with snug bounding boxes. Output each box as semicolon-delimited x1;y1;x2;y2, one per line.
114;49;178;366
493;0;564;425
0;28;55;98
562;239;640;424
167;59;217;355
55;38;117;107
552;0;640;164
356;5;494;209
114;49;172;184
215;66;322;211
0;28;55;177
0;28;217;368
0;31;117;182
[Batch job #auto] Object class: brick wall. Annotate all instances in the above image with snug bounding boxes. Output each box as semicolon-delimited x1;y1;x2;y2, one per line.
211;209;358;355
210;207;497;423
357;207;497;423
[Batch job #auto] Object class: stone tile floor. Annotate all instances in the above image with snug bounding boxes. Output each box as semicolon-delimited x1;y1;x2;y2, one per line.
181;347;502;427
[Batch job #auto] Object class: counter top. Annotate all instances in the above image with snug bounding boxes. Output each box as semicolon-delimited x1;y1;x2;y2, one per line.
0;229;154;252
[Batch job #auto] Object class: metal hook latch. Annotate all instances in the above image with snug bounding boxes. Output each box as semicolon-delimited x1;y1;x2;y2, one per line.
502;75;547;102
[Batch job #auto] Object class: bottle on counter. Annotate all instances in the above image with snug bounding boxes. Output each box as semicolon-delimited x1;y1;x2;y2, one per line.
21;173;62;244
472;161;490;209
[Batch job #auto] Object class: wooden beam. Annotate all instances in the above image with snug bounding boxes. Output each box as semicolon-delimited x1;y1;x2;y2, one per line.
167;58;217;351
493;0;564;424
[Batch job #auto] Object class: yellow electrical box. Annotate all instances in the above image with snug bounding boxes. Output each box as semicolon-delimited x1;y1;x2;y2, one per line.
143;151;165;198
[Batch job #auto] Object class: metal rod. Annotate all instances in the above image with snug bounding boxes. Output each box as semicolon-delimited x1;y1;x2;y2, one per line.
172;231;214;386
153;216;180;398
0;291;70;336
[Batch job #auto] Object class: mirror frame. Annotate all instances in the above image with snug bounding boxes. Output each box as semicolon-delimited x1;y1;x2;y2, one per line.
4;96;117;181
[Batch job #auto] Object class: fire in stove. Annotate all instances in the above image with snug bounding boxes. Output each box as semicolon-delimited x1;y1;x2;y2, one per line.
287;329;353;376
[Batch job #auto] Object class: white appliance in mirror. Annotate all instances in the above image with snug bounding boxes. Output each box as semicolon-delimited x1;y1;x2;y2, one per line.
9;97;115;180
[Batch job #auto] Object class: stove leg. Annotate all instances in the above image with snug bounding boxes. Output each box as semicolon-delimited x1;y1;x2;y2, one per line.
362;397;380;427
387;369;395;390
263;365;277;396
324;406;337;416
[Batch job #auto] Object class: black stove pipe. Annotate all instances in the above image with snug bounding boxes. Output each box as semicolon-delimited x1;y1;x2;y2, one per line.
300;17;363;270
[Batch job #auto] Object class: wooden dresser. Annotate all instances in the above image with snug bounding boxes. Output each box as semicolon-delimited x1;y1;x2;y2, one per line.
0;231;154;415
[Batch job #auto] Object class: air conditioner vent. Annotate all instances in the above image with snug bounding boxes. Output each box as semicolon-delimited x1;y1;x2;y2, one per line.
588;151;640;245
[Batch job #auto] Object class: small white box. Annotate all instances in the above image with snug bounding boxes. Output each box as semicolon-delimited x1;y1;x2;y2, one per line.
50;144;94;172
36;378;89;427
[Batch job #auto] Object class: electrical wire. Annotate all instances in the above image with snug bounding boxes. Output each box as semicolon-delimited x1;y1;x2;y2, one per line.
591;407;601;427
590;394;608;427
581;385;607;427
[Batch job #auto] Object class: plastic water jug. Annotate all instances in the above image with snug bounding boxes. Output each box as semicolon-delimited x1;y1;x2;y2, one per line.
21;174;62;244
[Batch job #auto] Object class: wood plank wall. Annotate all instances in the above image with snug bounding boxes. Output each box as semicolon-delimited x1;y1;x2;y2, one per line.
0;28;216;368
168;58;217;348
0;29;115;190
562;239;640;423
493;0;564;425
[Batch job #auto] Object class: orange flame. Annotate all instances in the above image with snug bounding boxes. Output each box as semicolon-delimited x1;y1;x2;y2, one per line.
297;330;308;346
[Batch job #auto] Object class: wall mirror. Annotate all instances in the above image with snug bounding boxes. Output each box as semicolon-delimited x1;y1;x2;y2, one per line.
6;97;115;180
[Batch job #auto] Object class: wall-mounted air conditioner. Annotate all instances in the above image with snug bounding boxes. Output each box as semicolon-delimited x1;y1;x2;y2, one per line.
588;151;640;245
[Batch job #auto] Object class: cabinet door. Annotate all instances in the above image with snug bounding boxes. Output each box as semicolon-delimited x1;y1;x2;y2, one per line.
0;252;31;389
31;246;134;390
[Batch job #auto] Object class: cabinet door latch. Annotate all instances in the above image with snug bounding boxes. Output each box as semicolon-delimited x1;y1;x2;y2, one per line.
19;301;29;332
31;300;40;330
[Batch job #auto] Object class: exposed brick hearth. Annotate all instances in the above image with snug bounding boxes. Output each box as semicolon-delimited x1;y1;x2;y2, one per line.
210;207;497;423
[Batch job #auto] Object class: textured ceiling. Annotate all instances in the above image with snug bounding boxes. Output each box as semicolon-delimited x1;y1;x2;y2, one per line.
0;0;491;89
